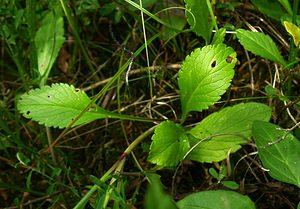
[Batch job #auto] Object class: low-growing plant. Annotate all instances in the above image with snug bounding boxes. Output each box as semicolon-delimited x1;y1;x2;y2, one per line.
2;0;300;208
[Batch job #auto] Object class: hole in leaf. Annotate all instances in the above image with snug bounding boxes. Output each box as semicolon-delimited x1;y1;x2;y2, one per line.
226;56;234;63
211;60;217;68
26;111;30;115
47;95;52;98
88;105;97;111
71;118;74;121
75;88;80;92
19;97;23;101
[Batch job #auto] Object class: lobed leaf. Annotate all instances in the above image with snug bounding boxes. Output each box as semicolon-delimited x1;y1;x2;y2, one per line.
17;83;113;129
252;121;300;188
236;29;286;66
178;44;237;121
148;121;190;167
187;103;272;163
177;190;256;209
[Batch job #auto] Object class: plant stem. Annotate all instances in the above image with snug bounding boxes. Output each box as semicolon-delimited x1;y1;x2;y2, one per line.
287;0;299;95
45;33;160;153
206;0;218;32
59;0;99;81
139;0;153;99
73;125;157;209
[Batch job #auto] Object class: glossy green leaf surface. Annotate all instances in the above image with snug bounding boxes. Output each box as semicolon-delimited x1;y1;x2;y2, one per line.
148;121;190;167
252;121;300;188
35;7;65;85
187;103;272;163
184;0;212;43
178;44;236;121
236;29;286;66
17;83;114;128
177;190;256;209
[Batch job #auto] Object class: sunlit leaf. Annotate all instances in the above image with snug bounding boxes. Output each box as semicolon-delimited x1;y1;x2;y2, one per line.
236;29;286;66
148;121;190;167
178;44;237;121
253;121;300;188
17;83;115;128
187;103;272;163
284;21;300;47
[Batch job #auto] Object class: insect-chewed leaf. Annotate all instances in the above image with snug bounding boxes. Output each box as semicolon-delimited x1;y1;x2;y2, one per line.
178;44;237;121
17;83;110;128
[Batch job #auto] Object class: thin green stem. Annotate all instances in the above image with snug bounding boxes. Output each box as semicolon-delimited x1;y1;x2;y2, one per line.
74;125;157;209
124;0;194;33
59;0;99;81
139;0;153;99
286;0;299;95
206;0;218;32
46;33;160;154
26;0;38;79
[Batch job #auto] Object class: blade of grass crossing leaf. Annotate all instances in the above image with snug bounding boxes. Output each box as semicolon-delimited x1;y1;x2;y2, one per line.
252;121;300;188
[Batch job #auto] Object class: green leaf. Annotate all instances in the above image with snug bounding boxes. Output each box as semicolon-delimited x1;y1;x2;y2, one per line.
185;0;212;43
236;29;286;66
278;0;293;15
211;28;226;45
148;121;190;167
221;181;239;190
187;103;272;163
177;190;256;209
161;14;186;41
144;174;177;209
252;121;300;188
178;44;237;121
17;83;115;129
250;0;286;21
35;7;65;85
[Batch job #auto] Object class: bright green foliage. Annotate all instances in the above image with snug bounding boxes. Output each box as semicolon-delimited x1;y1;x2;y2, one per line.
211;28;226;45
35;6;65;86
144;174;177;209
148;121;190;167
236;29;286;66
178;44;237;121
184;0;212;43
187;103;272;163
17;83;113;128
252;121;300;188
177;190;256;209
